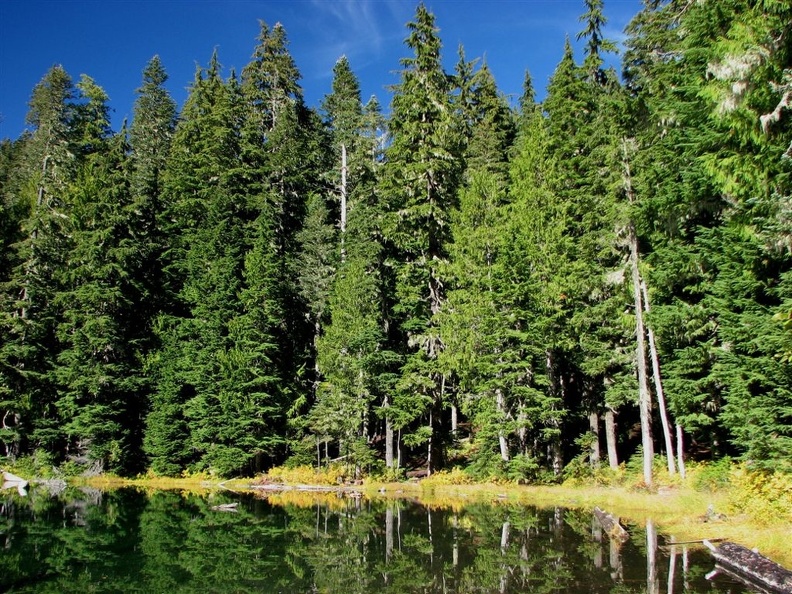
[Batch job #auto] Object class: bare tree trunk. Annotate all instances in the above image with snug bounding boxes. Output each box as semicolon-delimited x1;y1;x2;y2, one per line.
605;408;619;469
592;516;603;568
427;409;433;477
385;505;394;563
496;388;510;462
340;143;347;262
452;514;459;567
451;403;457;436
647;520;659;594
499;521;510;594
384;395;394;469
500;521;510;552
676;424;686;479
397;428;402;469
668;545;677;594
641;280;676;474
623;139;653;487
589;411;600;467
610;538;623;582
631;232;653;487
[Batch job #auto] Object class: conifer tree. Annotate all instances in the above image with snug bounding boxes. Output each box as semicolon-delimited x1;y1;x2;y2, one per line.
146;54;258;475
0;66;80;459
240;22;324;416
380;4;464;474
129;56;177;317
54;125;145;473
438;62;519;475
308;58;397;472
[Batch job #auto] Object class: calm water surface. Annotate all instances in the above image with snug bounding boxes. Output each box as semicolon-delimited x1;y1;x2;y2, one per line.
0;487;752;593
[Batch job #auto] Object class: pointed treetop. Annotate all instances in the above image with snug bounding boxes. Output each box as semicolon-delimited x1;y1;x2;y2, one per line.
208;48;222;79
140;55;168;89
576;0;617;82
520;70;536;109
242;19;303;108
403;2;443;69
26;64;74;129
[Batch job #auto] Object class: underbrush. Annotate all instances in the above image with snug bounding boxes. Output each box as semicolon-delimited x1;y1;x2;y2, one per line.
725;464;792;525
262;464;347;486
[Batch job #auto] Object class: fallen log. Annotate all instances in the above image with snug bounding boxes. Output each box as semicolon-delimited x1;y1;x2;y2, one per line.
2;470;28;488
210;502;239;512
2;470;29;495
593;507;629;543
704;540;792;594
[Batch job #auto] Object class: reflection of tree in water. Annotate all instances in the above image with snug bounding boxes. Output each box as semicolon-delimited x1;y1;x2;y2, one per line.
0;489;754;593
0;488;147;593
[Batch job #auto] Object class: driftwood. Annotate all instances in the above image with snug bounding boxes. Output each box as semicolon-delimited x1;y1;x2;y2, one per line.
2;470;29;496
593;507;629;543
661;537;726;547
704;540;792;594
210;502;239;512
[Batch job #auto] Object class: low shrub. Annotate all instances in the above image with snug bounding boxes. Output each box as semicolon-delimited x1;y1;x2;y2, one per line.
727;464;792;525
689;457;733;492
265;464;347;486
421;467;474;487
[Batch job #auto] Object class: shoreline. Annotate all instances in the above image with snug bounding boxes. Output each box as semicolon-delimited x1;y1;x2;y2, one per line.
71;475;792;568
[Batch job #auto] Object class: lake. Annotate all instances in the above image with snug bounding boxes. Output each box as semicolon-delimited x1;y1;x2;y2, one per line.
0;487;753;593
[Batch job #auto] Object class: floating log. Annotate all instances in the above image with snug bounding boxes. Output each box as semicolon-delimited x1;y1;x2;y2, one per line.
210;502;239;512
2;470;28;487
2;470;29;495
704;540;792;594
593;507;629;543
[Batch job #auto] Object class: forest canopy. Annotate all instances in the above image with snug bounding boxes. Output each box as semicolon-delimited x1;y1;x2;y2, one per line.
1;0;790;481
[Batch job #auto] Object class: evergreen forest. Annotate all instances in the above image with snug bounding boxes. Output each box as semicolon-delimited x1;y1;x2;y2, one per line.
1;1;790;482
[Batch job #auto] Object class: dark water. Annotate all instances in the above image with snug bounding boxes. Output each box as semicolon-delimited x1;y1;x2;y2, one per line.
0;487;752;593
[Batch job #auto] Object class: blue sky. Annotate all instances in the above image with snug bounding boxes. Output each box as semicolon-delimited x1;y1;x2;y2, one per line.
0;0;643;140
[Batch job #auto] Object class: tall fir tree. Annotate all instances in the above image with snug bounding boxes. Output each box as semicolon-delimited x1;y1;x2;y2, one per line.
380;3;464;473
0;66;79;459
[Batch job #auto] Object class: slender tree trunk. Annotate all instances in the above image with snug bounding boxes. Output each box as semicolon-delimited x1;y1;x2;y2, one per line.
592;516;603;569
647;520;659;594
641;280;676;474
340;143;347;261
623;139;653;487
631;228;653;487
668;545;677;594
385;505;394;562
397;428;402;469
451;404;457;436
589;411;600;467
676;424;686;479
427;409;433;476
610;537;623;582
604;408;619;469
500;521;510;552
384;395;394;469
496;388;509;462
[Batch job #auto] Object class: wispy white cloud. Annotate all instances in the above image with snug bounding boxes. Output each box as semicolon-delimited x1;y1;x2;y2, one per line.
299;0;409;92
309;0;404;56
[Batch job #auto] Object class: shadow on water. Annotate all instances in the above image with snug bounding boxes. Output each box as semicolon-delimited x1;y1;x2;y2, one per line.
0;487;755;593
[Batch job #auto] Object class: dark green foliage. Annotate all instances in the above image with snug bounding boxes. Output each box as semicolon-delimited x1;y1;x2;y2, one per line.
380;4;465;470
1;2;790;476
